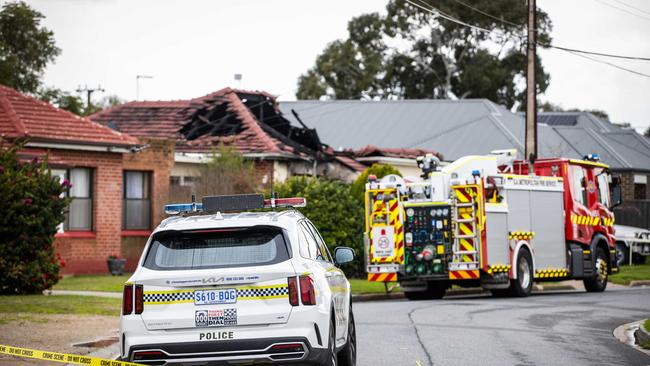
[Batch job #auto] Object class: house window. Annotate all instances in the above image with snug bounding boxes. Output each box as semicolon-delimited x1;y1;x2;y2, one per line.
52;167;93;231
123;171;151;230
634;174;647;200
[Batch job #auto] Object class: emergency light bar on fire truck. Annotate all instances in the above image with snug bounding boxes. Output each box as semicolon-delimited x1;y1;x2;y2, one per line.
165;193;307;215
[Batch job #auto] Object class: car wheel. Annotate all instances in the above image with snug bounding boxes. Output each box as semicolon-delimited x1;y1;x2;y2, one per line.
337;311;356;366
325;317;337;366
615;242;629;266
584;247;608;292
509;248;533;297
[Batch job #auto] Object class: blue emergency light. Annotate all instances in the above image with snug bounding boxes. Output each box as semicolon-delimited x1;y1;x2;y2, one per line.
584;153;600;162
164;193;306;215
164;203;203;215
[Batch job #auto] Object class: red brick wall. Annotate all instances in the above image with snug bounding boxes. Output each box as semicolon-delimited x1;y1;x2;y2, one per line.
253;159;274;191
45;148;124;275
121;138;175;269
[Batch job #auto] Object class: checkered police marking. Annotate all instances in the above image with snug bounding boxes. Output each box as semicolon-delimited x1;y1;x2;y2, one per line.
144;285;288;305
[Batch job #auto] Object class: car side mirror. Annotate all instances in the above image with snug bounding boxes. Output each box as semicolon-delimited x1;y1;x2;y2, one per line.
334;247;355;265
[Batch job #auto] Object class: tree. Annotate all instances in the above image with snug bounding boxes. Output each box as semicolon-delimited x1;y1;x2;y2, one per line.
644;126;650;138
273;176;365;277
38;88;124;116
169;144;259;203
0;2;60;94
296;0;552;109
0;140;69;294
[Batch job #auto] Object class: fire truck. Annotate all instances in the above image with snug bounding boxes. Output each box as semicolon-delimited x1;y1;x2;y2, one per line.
363;150;622;299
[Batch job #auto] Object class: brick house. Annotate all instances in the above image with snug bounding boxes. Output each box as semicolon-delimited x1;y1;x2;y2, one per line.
0;84;175;274
91;87;361;191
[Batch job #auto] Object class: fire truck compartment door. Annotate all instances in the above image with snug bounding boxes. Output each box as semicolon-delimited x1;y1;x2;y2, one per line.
372;226;395;259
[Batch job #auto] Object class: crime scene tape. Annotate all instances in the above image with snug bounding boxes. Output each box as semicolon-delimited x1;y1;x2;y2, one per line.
0;344;144;366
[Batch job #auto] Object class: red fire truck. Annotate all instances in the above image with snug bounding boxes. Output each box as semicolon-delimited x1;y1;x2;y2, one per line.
363;150;622;299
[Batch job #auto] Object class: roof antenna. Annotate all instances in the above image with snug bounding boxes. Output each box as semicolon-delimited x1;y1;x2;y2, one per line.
191;194;197;213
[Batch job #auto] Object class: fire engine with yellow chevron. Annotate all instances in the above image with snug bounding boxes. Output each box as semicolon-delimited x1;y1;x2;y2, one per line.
363;150;622;299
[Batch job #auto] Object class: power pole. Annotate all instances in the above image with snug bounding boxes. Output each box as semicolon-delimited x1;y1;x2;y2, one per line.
524;0;537;163
76;85;104;112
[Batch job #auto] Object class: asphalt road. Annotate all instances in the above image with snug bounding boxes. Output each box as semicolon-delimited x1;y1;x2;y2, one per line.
353;286;650;366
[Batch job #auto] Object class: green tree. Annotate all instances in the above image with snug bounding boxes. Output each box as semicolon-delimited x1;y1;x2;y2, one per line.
350;163;402;202
0;1;60;94
38;87;85;115
273;177;365;277
0;140;69;294
296;0;552;109
644;126;650;138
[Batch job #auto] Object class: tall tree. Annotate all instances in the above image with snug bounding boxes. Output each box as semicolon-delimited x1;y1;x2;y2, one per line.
0;1;60;94
644;126;650;138
296;0;552;109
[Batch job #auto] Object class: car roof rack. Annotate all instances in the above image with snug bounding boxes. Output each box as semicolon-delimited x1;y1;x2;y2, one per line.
164;193;306;215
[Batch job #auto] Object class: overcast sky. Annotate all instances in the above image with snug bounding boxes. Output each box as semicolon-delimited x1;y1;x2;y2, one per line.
23;0;650;133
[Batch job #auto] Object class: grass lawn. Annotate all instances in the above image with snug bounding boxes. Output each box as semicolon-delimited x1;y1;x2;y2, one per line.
349;278;400;294
53;273;131;292
0;295;120;317
610;262;650;285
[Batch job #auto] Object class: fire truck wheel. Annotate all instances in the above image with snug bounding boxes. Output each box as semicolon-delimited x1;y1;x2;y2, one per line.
337;311;356;366
510;248;534;297
404;291;429;300
584;247;608;292
615;242;629;267
425;281;447;299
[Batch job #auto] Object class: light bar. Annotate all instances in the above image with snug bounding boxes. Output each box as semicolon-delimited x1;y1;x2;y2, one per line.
165;194;307;215
263;197;307;208
164;203;203;215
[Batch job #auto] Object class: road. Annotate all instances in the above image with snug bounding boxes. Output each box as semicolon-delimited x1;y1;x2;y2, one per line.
353;287;650;366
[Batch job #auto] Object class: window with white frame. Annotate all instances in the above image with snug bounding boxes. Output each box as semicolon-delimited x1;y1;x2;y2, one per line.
123;171;151;230
51;167;93;231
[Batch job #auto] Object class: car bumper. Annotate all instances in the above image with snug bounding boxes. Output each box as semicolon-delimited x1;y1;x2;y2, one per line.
125;337;328;365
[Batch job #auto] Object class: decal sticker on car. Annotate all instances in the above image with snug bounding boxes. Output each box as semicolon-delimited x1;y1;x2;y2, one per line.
199;331;234;341
195;309;237;327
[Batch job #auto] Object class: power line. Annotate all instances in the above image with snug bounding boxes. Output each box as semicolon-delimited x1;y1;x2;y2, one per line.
610;0;650;16
540;44;650;61
563;49;650;78
593;0;650;22
405;0;650;77
448;0;525;29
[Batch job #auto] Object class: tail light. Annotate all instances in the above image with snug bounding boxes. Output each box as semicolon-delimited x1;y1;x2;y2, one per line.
122;285;133;315
288;277;299;306
270;343;304;353
134;284;144;314
299;275;316;305
133;350;163;361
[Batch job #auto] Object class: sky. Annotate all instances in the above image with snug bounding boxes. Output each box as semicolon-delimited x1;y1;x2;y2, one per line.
21;0;650;133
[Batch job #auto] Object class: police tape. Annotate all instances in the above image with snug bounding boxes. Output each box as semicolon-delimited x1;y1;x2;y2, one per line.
0;344;144;366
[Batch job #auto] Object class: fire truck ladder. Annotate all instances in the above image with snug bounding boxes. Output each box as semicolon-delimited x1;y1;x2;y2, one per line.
450;196;480;271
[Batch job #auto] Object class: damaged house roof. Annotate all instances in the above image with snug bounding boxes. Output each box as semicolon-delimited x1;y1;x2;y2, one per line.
90;88;324;160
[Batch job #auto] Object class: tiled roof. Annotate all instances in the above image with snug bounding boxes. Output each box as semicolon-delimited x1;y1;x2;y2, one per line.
355;145;439;159
0;84;138;147
91;87;312;157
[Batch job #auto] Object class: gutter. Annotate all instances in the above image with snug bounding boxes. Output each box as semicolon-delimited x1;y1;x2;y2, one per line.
174;152;311;164
26;141;135;154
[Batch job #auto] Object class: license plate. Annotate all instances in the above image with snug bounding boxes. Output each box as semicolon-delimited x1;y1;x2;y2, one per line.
194;289;237;305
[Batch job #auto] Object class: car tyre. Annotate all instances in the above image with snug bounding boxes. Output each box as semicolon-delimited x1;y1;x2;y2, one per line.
584;247;608;292
337;311;356;366
509;248;533;297
325;317;337;366
615;242;629;267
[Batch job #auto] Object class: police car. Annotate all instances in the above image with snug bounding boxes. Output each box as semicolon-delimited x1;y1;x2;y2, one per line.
120;194;356;366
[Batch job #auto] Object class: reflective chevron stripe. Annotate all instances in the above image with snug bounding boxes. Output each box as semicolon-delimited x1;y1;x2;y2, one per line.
449;270;479;280
367;272;398;282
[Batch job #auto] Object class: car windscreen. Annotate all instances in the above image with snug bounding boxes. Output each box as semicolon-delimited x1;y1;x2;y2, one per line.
143;226;289;270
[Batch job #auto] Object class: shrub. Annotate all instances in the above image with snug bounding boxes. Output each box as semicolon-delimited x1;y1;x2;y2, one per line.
0;141;69;294
273;176;365;277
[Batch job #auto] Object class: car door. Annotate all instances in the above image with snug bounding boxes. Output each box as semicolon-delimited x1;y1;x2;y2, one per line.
303;220;350;346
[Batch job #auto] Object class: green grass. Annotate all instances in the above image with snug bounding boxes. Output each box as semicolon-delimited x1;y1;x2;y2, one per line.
610;262;650;285
349;278;400;294
644;318;650;332
0;295;120;316
53;274;131;292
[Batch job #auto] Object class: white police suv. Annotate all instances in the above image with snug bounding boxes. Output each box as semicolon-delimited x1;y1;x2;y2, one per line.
120;194;356;366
